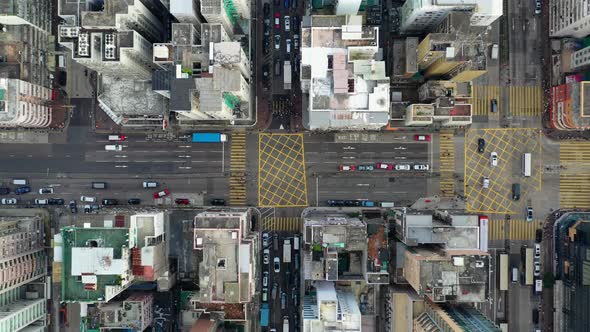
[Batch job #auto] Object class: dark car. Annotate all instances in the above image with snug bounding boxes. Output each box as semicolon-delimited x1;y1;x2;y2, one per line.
327;200;345;206
292;0;297;9
175;198;190;205
263;3;270;15
536;229;543;243
284;0;289;9
210;198;226;206
102;199;118;205
15;186;31;195
48;198;65;205
69;200;77;213
293;16;299;31
344;200;361;207
0;188;9;195
274;0;279;6
128;198;141;205
491;99;498;112
477;138;485;153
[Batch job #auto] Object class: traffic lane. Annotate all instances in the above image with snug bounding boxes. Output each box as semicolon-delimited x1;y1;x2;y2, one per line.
311;176;427;204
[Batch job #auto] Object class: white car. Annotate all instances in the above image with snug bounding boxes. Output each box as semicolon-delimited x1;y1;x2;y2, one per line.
39;188;54;194
534;261;541;276
262;232;269;248
395;164;410;171
80;195;96;203
263;271;269;287
490;152;498;167
1;198;17;205
284;16;290;31
35;199;48;205
273;257;281;273
263;249;270;264
482;177;490;189
413;164;430;171
534;243;541;258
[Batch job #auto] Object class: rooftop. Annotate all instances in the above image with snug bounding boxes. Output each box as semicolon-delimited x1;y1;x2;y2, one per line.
396;211;480;249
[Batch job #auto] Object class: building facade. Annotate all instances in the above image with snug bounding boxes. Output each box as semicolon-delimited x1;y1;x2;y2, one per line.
0;78;53;128
550;0;590;38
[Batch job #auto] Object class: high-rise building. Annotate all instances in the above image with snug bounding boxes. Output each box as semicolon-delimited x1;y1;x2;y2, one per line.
0;215;47;331
400;0;502;34
200;0;250;37
550;0;590;38
0;78;53;128
98;293;154;331
302;282;362;332
335;0;361;15
0;0;52;33
170;0;205;37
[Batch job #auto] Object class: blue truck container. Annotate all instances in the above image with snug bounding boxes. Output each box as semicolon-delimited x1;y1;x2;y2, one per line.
260;303;269;327
191;133;227;143
361;201;376;207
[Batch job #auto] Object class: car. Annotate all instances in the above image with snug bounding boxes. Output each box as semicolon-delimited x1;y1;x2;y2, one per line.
395;164;410;171
413;164;430;171
478;138;485;153
263;3;270;15
274;34;281;49
262;232;270;247
482;177;490;189
339;165;356;171
526;206;534;221
108;134;126;141
175;198;190;205
1;198;17;205
102;199;118;205
415;135;431;141
292;0;297;9
263;249;270;264
327;199;345;206
536;229;543;243
273;257;280;272
272;282;278;300
344;200;361;207
376;162;393;170
534;243;541;258
274;13;280;29
0;188;9;195
263;271;269;287
281;291;287;309
80;195;96;203
361;200;376;207
284;0;289;8
15;186;31;195
490;152;498;167
153;189;170;199
91;204;101;211
69;200;77;213
48;198;65;205
142;181;158;188
358;165;374;171
84;205;91;213
535;0;541;14
39;188;54;194
294;35;299;49
491;99;498;112
34;199;48;205
210;198;225;206
293;292;298;306
104;144;123;151
284;16;290;31
534;261;541;276
262;287;269;302
286;38;291;53
128;198;141;205
293;16;299;31
263;19;270;36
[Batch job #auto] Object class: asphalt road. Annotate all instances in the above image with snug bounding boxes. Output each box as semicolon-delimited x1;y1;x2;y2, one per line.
508;0;543;87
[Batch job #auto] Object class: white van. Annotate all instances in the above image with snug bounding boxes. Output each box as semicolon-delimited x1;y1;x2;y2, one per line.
35;199;48;205
142;181;158;188
380;202;395;208
12;179;27;185
80;196;96;203
105;145;123;151
512;267;519;283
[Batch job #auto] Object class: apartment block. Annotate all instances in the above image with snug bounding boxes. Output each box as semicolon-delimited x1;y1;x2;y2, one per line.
170;0;205;36
200;0;250;37
300;15;390;130
302;281;361;332
0;215;47;332
0;0;52;33
550;0;590;38
400;0;502;34
550;80;590;130
0;78;53;128
99;293;154;331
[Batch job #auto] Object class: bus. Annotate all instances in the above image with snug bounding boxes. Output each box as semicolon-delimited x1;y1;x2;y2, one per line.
523;153;532;177
535;279;543;293
499;253;509;291
524;247;534;285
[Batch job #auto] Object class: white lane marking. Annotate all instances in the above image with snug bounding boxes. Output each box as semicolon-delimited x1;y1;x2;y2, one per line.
178;145;192;148
177;155;192;158
179;166;192;169
115;165;128;168
115;155;127;158
190;160;223;163
191;150;222;153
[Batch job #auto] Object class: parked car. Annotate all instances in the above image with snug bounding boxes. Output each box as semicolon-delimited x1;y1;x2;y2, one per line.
263;249;270;264
263;2;270;15
153;189;170;198
39;188;54;194
535;0;541;14
482;177;490;189
339;165;356;171
1;198;17;205
281;291;287;309
344;200;361;207
84;205;91;213
358;165;374;171
48;198;65;205
128;198;141;205
262;232;270;247
69;200;77;213
490;152;498;167
102;199;118;205
284;16;290;31
175;198;190;205
478;138;485;153
395;164;410;171
80;195;96;203
534;243;541;258
273;257;281;272
415;135;430;141
376;162;393;170
263;271;269;287
210;198;226;206
15;186;31;195
108;134;126;141
34;199;48;205
413;164;430;171
327;200;345;206
534;261;541;276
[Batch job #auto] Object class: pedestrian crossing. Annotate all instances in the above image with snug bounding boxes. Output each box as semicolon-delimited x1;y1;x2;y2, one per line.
507;86;543;116
439;130;455;198
472;85;501;115
559;142;590;209
229;132;247;206
489;219;543;241
261;217;301;232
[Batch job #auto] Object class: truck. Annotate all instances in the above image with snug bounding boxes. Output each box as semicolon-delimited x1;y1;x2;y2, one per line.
283;317;289;332
284;61;291;90
491;44;499;59
283;239;292;263
191;133;227;143
260;303;269;327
